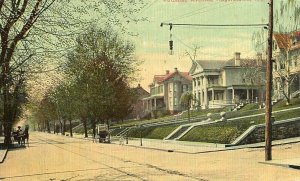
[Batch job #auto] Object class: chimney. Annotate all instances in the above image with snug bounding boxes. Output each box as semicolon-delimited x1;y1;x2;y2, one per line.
257;53;262;66
137;83;141;88
235;52;241;66
174;67;178;72
166;70;170;75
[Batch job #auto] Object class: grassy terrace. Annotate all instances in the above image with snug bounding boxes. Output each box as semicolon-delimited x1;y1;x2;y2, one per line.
180;98;300;144
126;124;179;139
122;98;300;143
111;107;227;128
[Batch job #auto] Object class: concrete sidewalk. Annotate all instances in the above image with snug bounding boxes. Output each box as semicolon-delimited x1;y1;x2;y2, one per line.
68;132;300;154
112;136;300;154
23;132;300;171
262;158;300;169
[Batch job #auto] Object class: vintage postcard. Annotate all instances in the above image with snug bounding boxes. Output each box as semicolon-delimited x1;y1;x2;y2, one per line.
1;0;300;180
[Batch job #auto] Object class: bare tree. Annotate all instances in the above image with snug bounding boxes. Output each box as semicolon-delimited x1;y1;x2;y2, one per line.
0;0;145;145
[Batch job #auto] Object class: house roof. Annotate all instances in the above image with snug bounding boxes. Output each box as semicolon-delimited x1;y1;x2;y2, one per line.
273;33;290;50
195;60;226;70
162;71;192;82
132;85;150;98
273;30;300;50
151;69;192;86
225;58;266;67
153;75;165;83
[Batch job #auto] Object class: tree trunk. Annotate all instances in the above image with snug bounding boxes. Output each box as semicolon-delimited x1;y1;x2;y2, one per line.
106;120;111;143
3;85;13;145
82;118;88;138
286;81;290;105
62;119;66;135
69;119;73;137
0;122;3;136
59;121;63;134
53;122;56;134
46;120;51;133
92;119;96;139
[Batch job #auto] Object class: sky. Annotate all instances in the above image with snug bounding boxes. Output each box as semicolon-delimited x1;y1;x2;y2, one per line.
125;0;272;91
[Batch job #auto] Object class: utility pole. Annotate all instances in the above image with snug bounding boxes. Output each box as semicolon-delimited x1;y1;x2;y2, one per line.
265;0;273;161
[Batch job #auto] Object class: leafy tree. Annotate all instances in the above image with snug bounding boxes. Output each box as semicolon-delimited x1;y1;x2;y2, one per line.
180;91;193;122
241;57;266;102
0;0;145;145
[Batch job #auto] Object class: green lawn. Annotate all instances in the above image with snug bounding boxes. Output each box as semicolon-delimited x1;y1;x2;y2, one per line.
113;98;300;143
126;125;178;139
180;107;300;144
239;103;260;111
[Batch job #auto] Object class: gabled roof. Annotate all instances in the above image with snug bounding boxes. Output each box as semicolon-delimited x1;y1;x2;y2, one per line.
195;60;226;70
132;85;150;98
162;71;192;82
273;33;290;50
153;75;165;83
273;30;300;50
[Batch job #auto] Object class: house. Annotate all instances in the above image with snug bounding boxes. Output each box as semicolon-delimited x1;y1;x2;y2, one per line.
127;84;150;120
272;30;300;99
189;52;266;109
143;68;192;116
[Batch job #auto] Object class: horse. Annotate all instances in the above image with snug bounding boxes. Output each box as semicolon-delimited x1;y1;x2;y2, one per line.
19;125;29;146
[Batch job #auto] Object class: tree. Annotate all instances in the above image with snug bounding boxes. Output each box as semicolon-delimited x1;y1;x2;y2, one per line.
180;92;193;122
0;0;145;145
241;56;266;102
57;26;139;138
251;1;300;106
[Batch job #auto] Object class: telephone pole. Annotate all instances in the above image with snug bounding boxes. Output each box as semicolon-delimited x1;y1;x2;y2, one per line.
265;0;273;161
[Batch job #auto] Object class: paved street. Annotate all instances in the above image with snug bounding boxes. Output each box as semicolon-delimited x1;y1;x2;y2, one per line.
1;132;300;181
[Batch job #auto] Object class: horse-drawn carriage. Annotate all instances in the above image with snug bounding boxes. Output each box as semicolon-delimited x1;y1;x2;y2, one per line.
11;125;29;146
97;124;109;143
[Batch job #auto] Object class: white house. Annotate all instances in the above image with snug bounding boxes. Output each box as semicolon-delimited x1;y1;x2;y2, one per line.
273;30;300;99
190;52;266;109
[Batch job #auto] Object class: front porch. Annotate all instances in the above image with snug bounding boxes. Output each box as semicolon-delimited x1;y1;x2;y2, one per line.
206;85;264;109
142;96;165;112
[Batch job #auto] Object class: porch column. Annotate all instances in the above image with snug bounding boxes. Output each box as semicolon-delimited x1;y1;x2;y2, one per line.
246;89;249;101
204;90;207;108
154;98;157;110
232;88;235;103
198;91;201;107
212;89;215;101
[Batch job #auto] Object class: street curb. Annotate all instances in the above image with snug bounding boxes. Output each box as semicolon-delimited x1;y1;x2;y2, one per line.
39;132;300;154
116;142;237;154
0;149;8;164
259;161;300;170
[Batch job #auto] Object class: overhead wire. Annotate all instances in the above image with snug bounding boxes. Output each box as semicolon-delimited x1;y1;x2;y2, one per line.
162;1;236;23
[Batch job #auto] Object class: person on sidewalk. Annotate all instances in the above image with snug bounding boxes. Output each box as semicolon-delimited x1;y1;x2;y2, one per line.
16;126;23;145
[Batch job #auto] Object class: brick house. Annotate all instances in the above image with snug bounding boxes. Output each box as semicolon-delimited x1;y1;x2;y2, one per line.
127;84;150;120
143;68;192;115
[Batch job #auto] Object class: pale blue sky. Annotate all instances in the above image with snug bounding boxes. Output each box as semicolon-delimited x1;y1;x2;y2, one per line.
124;0;276;90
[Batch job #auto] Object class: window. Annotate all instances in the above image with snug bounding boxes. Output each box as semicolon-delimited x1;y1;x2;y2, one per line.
174;83;177;92
174;98;178;106
183;84;188;92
